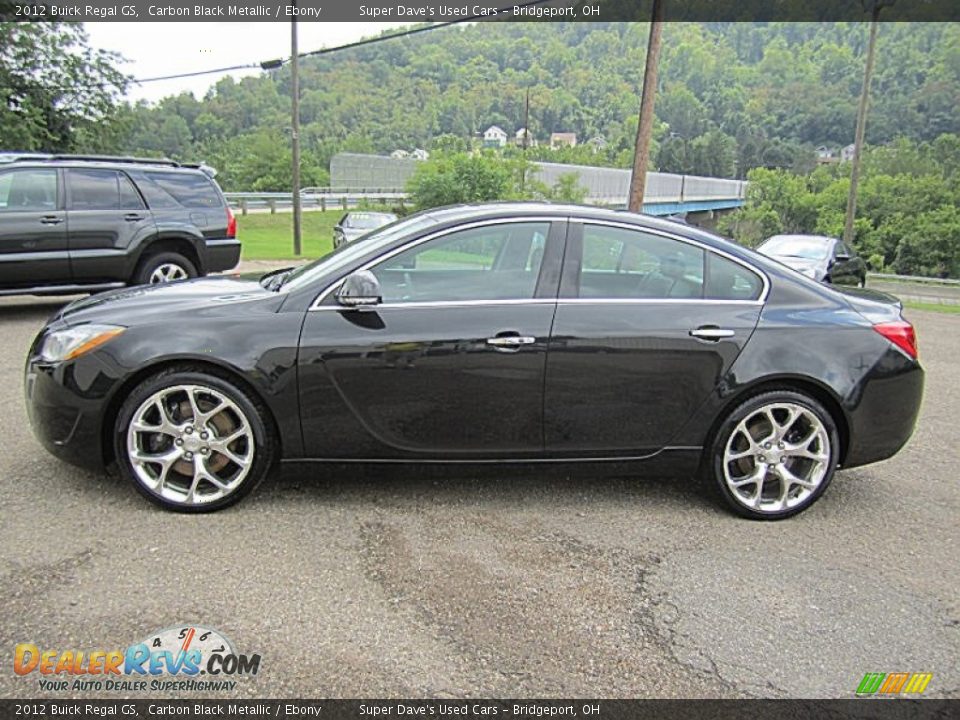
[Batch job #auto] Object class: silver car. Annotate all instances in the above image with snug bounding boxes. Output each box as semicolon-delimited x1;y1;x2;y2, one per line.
333;211;398;248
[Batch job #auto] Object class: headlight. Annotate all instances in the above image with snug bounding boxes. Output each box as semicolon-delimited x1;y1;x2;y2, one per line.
40;324;125;363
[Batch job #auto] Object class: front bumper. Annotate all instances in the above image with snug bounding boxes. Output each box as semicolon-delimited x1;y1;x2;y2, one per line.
25;351;113;473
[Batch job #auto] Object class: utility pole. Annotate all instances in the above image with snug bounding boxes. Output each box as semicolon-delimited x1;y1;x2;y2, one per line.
628;0;664;213
523;88;530;151
290;1;302;256
843;1;886;245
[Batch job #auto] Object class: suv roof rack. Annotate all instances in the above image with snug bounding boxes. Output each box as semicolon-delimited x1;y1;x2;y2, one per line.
0;153;218;177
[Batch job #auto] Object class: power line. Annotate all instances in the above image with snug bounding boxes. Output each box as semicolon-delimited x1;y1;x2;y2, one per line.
133;0;556;85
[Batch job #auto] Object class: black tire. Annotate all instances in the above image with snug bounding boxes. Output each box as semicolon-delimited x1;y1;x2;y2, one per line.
133;251;198;285
708;390;840;520
114;368;276;512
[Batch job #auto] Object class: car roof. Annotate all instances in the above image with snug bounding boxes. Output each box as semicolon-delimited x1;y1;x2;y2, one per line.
417;201;749;256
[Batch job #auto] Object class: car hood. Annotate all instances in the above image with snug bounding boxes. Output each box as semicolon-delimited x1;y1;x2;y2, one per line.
56;276;282;327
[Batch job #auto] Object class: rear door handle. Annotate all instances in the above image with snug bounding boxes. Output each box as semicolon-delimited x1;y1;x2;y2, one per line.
40;215;63;225
124;213;145;222
690;327;735;341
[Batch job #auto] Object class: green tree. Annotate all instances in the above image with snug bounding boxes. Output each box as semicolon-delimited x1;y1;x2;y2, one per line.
0;22;128;151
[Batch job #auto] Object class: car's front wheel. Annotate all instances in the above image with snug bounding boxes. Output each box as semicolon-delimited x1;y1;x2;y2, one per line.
114;369;276;512
709;390;839;520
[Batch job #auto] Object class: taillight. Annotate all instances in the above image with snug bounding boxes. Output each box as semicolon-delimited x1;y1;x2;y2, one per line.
226;206;237;238
873;321;918;360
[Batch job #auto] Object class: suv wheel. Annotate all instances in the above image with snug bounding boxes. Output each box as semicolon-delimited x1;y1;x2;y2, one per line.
135;252;198;285
709;390;840;520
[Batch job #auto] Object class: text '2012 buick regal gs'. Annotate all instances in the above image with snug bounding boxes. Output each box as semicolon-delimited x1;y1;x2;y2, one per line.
25;203;923;519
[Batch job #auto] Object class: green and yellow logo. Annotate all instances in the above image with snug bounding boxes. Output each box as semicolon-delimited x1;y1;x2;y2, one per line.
856;672;933;696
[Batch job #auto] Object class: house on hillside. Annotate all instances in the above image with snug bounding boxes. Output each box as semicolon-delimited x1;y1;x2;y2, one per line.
390;149;410;159
816;146;837;164
482;126;508;148
411;148;430;160
514;128;537;147
550;132;578;149
841;143;856;162
586;135;607;152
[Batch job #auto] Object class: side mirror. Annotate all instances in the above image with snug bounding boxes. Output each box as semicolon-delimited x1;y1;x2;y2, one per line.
834;253;851;263
337;270;382;308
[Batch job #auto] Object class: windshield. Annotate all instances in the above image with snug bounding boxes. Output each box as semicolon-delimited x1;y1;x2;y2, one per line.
280;212;439;292
346;213;395;229
759;236;830;261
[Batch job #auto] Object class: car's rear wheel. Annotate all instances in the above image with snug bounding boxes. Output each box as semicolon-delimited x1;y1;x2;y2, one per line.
135;251;198;285
709;390;839;520
114;369;275;512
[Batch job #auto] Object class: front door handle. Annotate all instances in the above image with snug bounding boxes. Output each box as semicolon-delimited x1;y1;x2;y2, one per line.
40;215;63;225
690;327;735;341
487;335;536;349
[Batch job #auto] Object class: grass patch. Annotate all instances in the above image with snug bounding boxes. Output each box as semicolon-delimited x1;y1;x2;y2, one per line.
236;211;340;260
903;301;960;315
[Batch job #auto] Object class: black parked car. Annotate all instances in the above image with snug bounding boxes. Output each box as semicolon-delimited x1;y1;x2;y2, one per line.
757;234;867;287
333;211;398;248
25;203;923;519
0;154;240;295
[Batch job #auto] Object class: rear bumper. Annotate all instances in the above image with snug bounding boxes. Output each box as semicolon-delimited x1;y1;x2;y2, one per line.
205;238;241;273
843;350;924;468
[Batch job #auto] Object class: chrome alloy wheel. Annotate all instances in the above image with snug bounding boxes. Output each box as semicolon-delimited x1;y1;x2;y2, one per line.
126;384;255;506
149;263;189;284
722;402;831;514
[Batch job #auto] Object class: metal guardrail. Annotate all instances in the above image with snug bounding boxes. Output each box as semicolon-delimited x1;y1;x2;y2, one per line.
868;272;960;286
224;190;406;214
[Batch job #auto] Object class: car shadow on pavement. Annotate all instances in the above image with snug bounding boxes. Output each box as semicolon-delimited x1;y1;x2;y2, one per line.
254;463;724;516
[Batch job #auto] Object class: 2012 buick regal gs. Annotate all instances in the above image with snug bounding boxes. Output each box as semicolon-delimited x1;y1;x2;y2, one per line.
25;204;923;519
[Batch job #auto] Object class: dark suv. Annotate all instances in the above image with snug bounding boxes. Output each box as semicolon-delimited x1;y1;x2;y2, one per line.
0;154;240;295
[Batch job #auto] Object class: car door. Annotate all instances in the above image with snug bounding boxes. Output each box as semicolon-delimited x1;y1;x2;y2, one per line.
65;168;156;282
297;218;565;458
544;220;766;455
0;167;69;287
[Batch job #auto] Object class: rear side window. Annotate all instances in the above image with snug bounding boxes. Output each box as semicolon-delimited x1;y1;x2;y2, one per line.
0;169;57;212
67;169;144;210
579;224;705;300
140;171;223;209
705;252;763;301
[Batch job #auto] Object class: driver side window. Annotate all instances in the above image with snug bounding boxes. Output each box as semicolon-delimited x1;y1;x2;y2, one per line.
370;222;550;304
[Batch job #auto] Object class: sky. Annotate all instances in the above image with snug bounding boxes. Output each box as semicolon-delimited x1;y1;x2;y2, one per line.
84;23;414;104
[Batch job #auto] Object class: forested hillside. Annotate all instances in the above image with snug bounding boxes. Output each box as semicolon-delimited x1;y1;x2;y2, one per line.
98;21;959;191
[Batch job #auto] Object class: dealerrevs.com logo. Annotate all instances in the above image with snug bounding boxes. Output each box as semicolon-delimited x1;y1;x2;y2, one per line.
856;672;933;697
14;625;261;693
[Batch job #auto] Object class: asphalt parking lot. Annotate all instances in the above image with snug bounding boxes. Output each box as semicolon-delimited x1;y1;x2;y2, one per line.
0;296;957;700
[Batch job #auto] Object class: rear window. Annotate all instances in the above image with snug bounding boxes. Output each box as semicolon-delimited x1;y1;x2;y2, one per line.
139;171;223;209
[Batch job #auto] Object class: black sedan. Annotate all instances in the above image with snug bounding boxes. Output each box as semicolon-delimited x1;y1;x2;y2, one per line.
25;203;923;519
757;234;868;287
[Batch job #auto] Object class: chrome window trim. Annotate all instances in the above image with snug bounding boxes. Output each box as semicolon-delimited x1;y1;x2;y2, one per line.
573;218;771;303
309;217;559;310
309;214;771;311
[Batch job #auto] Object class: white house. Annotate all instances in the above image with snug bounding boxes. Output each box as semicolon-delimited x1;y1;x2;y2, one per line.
482;126;508;148
841;143;857;162
514;128;537;147
411;148;430;160
390;149;410;159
